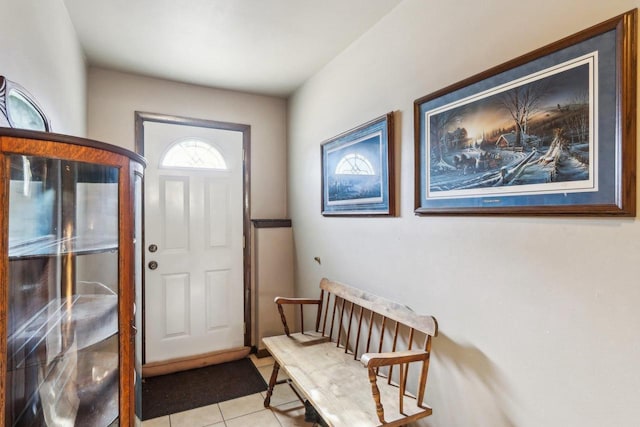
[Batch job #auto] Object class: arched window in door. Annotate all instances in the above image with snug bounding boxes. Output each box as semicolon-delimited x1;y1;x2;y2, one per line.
160;138;227;170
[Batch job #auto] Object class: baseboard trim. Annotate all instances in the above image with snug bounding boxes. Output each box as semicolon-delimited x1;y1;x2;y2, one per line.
142;346;251;378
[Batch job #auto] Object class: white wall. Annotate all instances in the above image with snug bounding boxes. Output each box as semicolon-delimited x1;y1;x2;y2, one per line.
288;0;640;426
0;0;86;135
87;67;288;218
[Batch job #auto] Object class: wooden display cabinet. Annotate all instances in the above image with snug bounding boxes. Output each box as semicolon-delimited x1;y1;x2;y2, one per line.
0;129;145;426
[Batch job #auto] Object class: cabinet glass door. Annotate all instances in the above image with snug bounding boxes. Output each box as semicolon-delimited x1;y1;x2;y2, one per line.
6;154;120;426
134;170;143;426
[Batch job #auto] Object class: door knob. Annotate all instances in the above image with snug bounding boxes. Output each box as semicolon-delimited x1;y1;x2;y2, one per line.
148;261;158;270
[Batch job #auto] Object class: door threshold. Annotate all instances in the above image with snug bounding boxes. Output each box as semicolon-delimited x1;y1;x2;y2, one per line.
142;346;251;377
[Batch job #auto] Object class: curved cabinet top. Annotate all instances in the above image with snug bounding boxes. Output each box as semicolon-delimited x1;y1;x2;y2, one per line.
0;127;146;166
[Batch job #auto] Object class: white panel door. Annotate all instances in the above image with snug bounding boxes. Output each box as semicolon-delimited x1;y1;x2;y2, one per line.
144;122;244;363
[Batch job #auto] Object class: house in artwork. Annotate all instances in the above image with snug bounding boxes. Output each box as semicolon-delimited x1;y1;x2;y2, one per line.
495;132;540;149
495;132;518;148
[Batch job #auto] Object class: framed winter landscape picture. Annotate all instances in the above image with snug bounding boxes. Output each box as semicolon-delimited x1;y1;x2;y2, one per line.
414;10;636;216
321;113;395;216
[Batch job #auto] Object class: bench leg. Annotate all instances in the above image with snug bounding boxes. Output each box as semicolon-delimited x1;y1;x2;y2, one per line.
264;361;280;407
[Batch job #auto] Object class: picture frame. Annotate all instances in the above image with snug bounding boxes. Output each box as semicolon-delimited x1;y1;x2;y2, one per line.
414;10;636;216
321;113;395;216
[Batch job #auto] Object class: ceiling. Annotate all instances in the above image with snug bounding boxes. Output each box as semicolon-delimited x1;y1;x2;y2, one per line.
63;0;402;97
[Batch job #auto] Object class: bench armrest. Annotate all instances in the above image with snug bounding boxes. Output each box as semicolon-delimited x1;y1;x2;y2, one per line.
361;349;429;368
274;296;322;337
360;350;430;424
274;297;322;305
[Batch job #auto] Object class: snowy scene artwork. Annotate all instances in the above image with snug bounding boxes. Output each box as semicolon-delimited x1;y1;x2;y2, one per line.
426;55;594;198
415;10;636;215
322;113;394;216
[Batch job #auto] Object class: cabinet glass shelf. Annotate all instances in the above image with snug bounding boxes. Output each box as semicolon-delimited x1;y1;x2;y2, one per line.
9;235;118;259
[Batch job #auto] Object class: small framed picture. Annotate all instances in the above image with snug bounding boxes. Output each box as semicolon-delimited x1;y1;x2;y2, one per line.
321;113;395;216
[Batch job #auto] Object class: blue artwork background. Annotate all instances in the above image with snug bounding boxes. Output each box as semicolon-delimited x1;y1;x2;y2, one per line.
326;135;382;202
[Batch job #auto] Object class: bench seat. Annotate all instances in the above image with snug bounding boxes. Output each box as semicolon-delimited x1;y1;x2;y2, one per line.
264;332;432;426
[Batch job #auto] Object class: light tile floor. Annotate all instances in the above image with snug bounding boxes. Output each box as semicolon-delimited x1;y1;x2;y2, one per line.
141;355;312;427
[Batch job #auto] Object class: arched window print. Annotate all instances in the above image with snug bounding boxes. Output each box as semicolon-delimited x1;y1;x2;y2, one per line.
0;76;50;131
334;153;375;175
161;138;227;170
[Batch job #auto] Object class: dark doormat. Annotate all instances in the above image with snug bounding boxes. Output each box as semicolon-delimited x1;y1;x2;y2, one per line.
141;358;268;420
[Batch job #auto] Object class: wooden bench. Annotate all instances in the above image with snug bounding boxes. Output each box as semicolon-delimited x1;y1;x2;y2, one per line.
262;278;438;427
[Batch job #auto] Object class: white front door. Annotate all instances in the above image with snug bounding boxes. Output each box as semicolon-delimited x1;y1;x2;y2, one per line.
143;121;244;363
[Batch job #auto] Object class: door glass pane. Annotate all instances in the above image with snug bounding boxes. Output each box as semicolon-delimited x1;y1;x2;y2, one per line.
6;155;120;426
161;138;228;169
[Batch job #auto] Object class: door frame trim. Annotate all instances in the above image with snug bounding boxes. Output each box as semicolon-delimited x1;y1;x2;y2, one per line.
134;111;252;364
